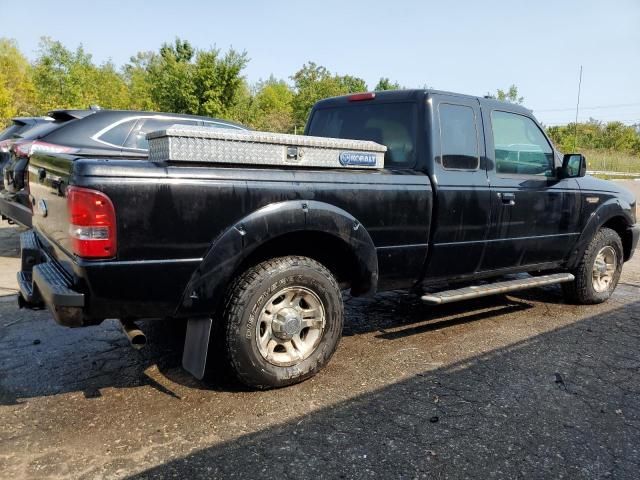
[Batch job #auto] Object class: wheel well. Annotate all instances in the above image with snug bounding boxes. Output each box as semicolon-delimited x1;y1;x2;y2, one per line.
602;216;633;261
237;231;366;294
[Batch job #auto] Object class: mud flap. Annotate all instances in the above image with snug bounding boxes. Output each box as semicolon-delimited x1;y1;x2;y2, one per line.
182;317;213;380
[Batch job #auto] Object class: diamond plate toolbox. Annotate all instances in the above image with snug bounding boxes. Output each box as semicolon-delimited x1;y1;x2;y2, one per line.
147;125;387;169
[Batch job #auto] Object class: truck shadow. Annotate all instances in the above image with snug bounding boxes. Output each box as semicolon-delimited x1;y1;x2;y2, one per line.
0;312;190;405
125;298;640;479
0;289;547;404
343;290;534;340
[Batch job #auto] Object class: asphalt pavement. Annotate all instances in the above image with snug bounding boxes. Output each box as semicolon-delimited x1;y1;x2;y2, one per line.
0;180;638;479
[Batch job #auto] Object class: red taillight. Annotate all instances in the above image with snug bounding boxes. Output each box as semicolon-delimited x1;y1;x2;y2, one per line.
13;140;33;158
348;92;376;102
67;186;117;258
0;139;12;153
13;140;77;158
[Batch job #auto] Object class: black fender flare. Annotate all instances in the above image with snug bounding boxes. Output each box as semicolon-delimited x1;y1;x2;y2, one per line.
566;198;635;268
176;200;378;316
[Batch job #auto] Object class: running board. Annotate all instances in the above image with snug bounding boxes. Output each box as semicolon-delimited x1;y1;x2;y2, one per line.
421;273;575;305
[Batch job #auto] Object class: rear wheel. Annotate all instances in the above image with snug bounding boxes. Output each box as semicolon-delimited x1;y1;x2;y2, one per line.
562;227;623;304
223;256;343;389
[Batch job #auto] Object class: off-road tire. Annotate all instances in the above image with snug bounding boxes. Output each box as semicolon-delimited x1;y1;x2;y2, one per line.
562;227;623;304
223;256;343;389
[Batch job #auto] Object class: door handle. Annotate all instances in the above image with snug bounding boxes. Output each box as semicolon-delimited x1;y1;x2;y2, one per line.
498;192;516;206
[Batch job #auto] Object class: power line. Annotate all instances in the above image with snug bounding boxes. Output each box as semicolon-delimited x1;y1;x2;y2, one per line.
543;115;640;122
535;102;640;112
543;118;640;127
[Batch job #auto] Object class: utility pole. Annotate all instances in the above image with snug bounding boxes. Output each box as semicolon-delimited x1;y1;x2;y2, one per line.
574;65;583;151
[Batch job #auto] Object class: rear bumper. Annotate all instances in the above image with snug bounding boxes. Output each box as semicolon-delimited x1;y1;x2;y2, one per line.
628;224;640;260
17;230;85;327
0;191;31;228
17;230;199;325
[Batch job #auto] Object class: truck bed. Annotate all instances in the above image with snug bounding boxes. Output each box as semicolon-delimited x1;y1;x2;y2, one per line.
28;155;433;323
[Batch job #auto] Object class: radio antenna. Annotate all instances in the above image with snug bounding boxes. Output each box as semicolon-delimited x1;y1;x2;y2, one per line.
574;65;583;151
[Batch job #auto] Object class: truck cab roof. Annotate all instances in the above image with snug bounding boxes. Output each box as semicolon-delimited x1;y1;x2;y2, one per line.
313;89;534;117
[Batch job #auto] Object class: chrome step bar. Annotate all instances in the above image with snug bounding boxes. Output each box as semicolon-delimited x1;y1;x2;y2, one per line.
421;273;575;305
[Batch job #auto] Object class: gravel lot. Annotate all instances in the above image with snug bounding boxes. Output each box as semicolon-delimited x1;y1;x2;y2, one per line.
0;181;638;479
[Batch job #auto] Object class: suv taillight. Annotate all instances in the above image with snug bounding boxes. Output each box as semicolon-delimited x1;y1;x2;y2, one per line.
67;186;117;258
13;140;77;158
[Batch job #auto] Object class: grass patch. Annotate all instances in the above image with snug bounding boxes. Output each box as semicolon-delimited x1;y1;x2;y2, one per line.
580;149;640;173
591;173;640;180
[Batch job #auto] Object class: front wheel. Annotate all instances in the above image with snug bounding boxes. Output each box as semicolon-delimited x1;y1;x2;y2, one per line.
562;227;623;304
223;256;344;389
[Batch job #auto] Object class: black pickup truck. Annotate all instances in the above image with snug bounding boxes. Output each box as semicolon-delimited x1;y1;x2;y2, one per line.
18;90;639;389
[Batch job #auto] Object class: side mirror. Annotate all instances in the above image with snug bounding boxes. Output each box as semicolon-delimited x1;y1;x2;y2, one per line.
561;153;587;178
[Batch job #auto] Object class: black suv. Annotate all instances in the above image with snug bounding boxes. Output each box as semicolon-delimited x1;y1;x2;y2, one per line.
0;117;53;185
0;108;245;227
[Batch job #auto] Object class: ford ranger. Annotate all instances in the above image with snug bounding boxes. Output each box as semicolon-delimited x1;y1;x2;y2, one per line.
17;90;639;389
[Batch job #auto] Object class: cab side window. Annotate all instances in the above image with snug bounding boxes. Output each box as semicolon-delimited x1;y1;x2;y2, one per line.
491;111;554;177
439;104;479;170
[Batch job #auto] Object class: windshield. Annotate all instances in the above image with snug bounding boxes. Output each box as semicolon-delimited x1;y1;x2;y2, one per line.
307;102;417;167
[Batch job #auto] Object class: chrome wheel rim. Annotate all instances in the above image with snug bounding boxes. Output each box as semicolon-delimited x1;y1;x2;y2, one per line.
256;286;326;367
592;246;617;293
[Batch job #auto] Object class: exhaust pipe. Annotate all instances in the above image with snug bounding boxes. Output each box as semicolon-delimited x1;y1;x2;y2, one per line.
120;320;146;350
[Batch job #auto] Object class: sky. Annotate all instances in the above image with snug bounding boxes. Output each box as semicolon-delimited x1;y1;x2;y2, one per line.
1;0;639;126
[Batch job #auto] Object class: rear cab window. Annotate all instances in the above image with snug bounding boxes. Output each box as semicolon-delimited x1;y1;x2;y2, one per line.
307;102;418;168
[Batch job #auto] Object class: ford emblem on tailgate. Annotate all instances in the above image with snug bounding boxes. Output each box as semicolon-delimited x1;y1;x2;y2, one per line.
339;151;377;167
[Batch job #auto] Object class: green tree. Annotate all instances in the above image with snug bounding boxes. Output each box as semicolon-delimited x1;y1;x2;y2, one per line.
123;51;158;111
250;77;295;132
339;75;367;93
193;48;248;118
32;38;90;110
0;72;13;125
374;77;401;91
0;38;36;123
226;80;255;126
32;37;130;111
547;119;640;155
487;84;524;104
144;38;248;117
160;38;193;63
291;62;367;128
145;39;198;113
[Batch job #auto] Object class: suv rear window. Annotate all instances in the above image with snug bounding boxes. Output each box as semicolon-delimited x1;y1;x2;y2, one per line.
307;103;417;167
15;121;64;140
0;124;22;141
123;118;201;150
98;119;137;147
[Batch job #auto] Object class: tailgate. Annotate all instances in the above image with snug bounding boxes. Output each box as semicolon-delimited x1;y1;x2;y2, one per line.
28;152;75;254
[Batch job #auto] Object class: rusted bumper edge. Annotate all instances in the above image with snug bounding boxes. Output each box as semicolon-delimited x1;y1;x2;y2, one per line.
628;225;640;261
17;230;85;327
